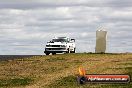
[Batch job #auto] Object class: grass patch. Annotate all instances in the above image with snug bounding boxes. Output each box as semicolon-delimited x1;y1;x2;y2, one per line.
124;67;132;79
118;62;132;66
0;77;33;87
45;57;66;62
0;53;132;88
43;67;63;73
108;65;132;80
80;83;132;88
108;67;124;70
97;83;132;88
72;60;83;64
116;62;132;79
47;75;77;88
0;61;8;65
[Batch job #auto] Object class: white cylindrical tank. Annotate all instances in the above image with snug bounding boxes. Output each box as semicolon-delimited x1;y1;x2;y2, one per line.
95;30;107;53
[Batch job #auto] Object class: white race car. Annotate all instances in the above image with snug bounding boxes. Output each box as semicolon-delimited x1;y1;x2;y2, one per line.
44;37;75;55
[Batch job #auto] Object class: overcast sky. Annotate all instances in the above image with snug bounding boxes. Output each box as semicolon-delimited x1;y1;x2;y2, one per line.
0;0;132;55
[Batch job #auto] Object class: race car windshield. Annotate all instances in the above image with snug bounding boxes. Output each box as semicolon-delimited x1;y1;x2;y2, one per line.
52;39;68;42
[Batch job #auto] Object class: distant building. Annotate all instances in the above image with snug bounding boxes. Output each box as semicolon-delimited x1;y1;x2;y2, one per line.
95;30;107;53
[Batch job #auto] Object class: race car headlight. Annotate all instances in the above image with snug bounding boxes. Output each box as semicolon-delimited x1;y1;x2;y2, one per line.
46;45;51;47
61;45;66;47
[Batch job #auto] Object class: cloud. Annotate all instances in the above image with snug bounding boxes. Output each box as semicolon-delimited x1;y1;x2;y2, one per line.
0;0;132;9
0;0;132;54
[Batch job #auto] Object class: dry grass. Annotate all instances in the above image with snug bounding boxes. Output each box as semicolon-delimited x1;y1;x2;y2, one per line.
0;53;132;88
